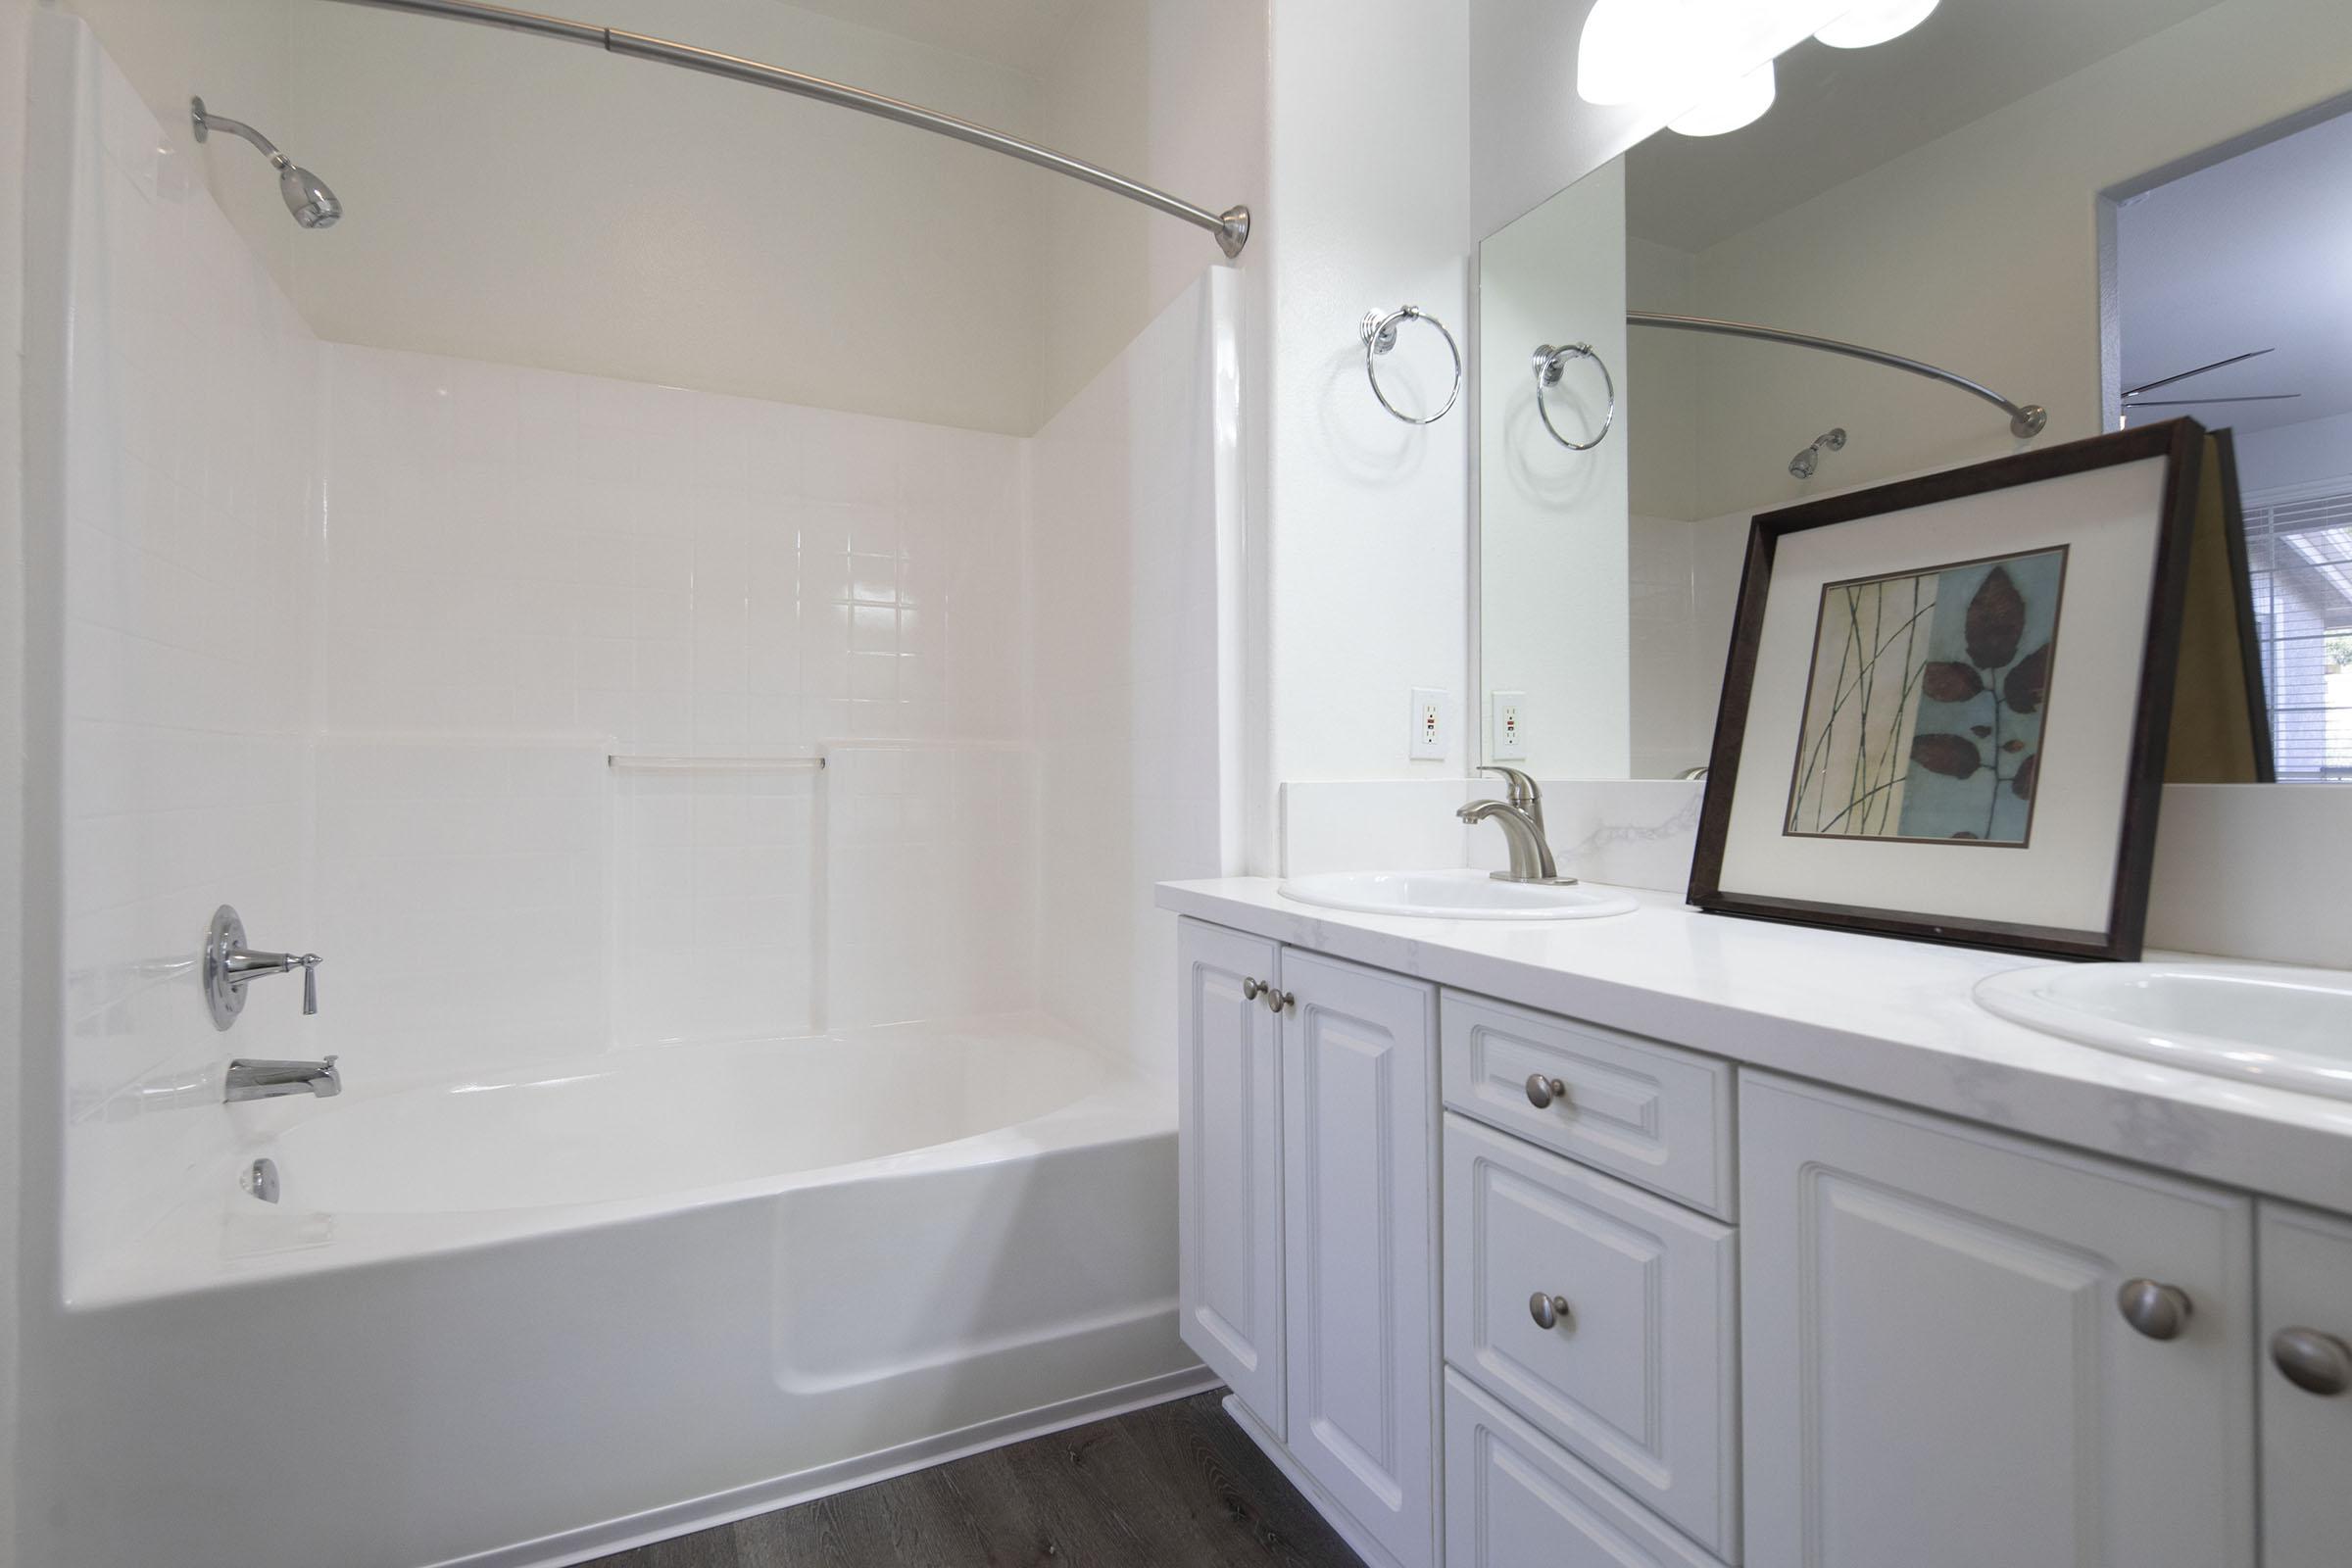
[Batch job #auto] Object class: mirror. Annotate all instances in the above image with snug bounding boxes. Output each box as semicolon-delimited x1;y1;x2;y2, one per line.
1478;0;2352;783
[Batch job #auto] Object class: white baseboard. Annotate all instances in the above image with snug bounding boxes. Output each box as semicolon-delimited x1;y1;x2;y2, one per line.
432;1364;1223;1568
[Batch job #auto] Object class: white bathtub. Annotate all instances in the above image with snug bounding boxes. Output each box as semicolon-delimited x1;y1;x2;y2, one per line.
50;1016;1203;1568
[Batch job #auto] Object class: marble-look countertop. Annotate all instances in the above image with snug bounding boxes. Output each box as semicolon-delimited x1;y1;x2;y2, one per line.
1156;877;2352;1215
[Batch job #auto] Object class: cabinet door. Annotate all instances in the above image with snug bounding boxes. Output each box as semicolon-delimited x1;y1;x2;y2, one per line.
1740;1072;2254;1568
1446;1370;1724;1568
2258;1201;2352;1568
1176;918;1286;1431
1283;949;1440;1568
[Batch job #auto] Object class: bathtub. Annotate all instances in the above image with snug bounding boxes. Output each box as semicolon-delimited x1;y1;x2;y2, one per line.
47;1016;1204;1568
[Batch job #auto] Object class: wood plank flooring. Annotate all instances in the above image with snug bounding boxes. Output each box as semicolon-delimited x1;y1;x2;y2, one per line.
586;1391;1367;1568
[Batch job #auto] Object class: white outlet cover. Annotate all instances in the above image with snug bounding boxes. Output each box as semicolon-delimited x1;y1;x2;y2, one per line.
1490;691;1528;760
1409;688;1447;760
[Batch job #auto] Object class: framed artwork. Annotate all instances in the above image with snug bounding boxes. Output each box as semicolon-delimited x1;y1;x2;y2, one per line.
1689;419;2211;960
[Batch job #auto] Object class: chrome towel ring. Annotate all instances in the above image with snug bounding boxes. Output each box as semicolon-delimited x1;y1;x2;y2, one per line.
1360;306;1462;425
1532;342;1616;452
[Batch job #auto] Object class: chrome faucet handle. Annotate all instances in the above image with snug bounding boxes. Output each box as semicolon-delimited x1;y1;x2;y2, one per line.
295;954;321;1015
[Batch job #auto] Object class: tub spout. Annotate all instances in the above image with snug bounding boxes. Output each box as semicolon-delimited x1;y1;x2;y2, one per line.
224;1055;341;1103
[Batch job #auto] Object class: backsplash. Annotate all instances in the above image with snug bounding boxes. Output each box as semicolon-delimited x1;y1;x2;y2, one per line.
1280;777;2352;969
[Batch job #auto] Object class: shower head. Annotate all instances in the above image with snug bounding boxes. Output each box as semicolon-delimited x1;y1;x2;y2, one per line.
1788;426;1847;480
190;97;341;230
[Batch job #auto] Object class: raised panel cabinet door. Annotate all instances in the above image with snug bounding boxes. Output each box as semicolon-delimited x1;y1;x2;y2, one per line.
1283;948;1441;1568
1446;1371;1726;1568
1176;918;1286;1433
2258;1201;2352;1568
1740;1072;2255;1568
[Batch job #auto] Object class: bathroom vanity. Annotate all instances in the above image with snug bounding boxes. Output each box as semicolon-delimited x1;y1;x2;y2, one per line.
1161;879;2352;1568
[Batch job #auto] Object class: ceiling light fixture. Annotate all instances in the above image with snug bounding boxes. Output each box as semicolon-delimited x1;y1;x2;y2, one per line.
1579;0;1940;137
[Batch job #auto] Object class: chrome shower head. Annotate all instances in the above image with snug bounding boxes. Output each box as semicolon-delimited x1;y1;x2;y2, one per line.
278;163;341;229
1788;426;1847;480
191;97;340;230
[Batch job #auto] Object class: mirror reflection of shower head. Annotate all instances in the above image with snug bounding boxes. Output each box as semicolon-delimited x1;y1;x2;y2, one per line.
190;97;341;229
1789;426;1847;480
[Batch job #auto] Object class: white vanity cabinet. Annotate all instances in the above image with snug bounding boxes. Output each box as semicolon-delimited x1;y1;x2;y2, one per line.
1740;1072;2257;1568
2256;1201;2352;1568
1175;919;1443;1568
1170;901;2347;1568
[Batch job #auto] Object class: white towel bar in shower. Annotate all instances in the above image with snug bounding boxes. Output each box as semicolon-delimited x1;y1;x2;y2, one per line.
606;755;826;772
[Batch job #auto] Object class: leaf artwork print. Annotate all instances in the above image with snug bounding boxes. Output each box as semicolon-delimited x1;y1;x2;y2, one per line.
1783;546;2068;846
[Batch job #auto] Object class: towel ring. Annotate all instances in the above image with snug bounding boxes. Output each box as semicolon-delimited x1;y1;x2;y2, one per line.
1360;306;1462;425
1532;342;1617;452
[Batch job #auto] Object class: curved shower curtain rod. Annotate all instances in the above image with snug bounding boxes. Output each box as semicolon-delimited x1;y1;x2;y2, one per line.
1629;311;2047;439
321;0;1253;257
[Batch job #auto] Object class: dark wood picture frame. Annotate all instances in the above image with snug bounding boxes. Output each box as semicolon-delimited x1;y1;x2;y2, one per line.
1687;418;2209;961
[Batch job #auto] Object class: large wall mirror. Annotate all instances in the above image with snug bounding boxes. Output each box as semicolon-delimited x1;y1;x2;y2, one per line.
1479;0;2352;783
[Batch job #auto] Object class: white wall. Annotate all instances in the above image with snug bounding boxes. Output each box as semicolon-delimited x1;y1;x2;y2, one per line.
1479;160;1630;778
1030;0;1266;421
1259;0;1472;829
1031;270;1241;1078
0;0;31;1553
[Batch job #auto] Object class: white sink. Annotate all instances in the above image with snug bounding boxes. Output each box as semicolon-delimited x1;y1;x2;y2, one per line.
1277;869;1638;922
1975;962;2352;1099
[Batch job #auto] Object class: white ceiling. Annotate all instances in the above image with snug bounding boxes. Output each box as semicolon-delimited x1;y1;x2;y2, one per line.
2116;107;2352;434
1626;0;2225;253
782;0;1094;77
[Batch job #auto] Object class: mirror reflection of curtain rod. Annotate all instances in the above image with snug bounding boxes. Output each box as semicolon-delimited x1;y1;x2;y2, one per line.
320;0;1253;257
1629;311;2047;439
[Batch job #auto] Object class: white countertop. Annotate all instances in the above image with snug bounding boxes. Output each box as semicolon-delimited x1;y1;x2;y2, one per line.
1156;877;2352;1214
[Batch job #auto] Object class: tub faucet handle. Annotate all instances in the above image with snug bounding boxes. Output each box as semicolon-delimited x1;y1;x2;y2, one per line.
296;953;320;1015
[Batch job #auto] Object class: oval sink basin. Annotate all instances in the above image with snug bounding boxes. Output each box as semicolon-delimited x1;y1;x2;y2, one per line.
1277;869;1637;921
1975;962;2352;1099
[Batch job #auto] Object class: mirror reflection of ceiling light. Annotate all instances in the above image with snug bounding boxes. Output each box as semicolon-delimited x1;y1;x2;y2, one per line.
1580;0;1939;138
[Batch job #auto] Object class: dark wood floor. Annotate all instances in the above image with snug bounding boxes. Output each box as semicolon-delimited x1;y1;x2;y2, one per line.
586;1390;1367;1568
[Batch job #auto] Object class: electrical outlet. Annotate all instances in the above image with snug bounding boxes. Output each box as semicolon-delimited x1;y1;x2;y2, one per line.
1490;691;1528;760
1408;688;1447;760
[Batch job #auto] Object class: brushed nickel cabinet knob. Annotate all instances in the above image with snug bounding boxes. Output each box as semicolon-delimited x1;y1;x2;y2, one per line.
1528;1292;1572;1331
2271;1328;2352;1396
1241;977;1264;1001
2118;1278;2192;1341
1263;988;1295;1014
1524;1073;1568;1109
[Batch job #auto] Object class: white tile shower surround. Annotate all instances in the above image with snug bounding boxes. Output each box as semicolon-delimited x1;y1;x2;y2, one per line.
56;34;318;1285
1030;270;1240;1078
46;23;1237;1302
1280;776;2352;970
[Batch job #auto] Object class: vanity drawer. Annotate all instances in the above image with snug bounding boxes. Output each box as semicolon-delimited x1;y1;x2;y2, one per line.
1446;1371;1728;1568
1444;1112;1740;1560
1442;990;1735;1219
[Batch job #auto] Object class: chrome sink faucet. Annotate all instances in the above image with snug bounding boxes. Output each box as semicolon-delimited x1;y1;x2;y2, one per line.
223;1055;341;1103
1458;765;1576;885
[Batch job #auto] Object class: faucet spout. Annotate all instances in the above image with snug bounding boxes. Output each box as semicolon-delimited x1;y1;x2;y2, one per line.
223;1055;341;1103
1458;799;1569;884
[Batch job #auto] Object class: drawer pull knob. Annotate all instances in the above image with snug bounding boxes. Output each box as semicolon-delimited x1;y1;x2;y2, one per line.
1241;977;1264;1001
1263;988;1295;1014
2272;1328;2352;1396
1528;1292;1572;1331
1524;1073;1568;1109
2118;1278;2192;1341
